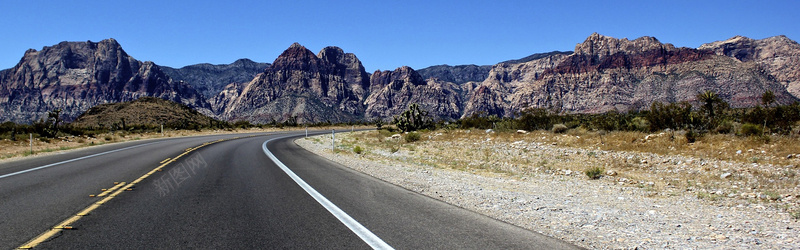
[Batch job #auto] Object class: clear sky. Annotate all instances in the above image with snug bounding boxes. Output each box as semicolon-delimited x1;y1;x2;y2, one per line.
1;0;797;72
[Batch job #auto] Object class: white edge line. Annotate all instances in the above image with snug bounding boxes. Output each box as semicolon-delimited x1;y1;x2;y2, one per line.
262;138;393;250
0;141;161;180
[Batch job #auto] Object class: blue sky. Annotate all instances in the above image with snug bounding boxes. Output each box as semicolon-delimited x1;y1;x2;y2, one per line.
1;0;797;72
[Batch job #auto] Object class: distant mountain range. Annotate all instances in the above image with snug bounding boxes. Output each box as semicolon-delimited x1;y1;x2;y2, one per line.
1;34;798;124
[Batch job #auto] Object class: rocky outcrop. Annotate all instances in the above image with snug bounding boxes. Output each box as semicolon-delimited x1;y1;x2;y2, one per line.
365;66;463;121
221;43;369;123
0;39;210;123
699;35;800;98
161;58;269;99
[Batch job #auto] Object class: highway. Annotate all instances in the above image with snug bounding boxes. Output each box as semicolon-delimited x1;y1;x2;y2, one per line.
0;131;579;249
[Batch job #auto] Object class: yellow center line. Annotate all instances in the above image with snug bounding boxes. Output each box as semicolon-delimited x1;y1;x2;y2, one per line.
17;133;267;249
96;182;126;197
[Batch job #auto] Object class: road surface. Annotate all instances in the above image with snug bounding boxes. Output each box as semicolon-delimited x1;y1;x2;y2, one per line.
0;131;579;249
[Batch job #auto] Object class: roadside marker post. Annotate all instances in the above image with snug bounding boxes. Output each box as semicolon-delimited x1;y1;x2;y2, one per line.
305;127;308;138
30;133;33;155
332;129;335;152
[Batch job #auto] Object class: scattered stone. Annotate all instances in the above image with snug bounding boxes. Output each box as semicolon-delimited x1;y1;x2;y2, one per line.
485;129;494;133
606;170;618;176
516;130;528;134
720;173;732;179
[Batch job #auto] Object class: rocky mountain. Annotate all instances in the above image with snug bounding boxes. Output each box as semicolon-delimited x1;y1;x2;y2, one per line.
71;96;217;129
464;33;799;117
364;66;463;121
160;59;270;99
699;35;800;99
221;43;370;123
3;34;798;125
0;39;210;123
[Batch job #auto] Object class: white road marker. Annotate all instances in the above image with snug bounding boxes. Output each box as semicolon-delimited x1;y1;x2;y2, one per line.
0;142;161;180
262;138;393;250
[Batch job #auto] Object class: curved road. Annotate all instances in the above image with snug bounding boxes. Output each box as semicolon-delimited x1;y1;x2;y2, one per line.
0;131;579;249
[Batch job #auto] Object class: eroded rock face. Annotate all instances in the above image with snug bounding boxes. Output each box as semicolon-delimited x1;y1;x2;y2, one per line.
0;39;210;123
700;35;800;98
417;64;492;84
365;66;463;121
221;43;369;123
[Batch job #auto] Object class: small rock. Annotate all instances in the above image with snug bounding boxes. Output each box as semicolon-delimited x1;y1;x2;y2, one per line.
788;154;794;159
485;129;494;133
391;134;401;139
720;173;732;179
516;130;528;134
606;170;617;176
736;150;742;154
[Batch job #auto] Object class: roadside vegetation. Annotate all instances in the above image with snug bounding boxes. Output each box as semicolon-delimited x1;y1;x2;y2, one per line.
326;92;800;217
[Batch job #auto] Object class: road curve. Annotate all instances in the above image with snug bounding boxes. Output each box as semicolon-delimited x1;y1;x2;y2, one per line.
0;131;580;249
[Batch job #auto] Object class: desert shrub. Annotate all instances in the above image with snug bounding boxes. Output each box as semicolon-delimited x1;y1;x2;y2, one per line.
404;132;421;143
628;117;650;132
460;112;499;129
104;135;114;141
646;101;693;131
515;108;554;131
714;120;734;134
551;123;568;133
353;145;364;154
685;129;700;143
585;167;604;179
740;123;763;136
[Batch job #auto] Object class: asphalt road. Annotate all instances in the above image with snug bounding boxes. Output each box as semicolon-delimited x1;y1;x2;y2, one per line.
0;131;579;249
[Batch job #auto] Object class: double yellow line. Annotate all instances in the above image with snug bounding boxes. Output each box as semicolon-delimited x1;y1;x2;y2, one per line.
18;134;265;249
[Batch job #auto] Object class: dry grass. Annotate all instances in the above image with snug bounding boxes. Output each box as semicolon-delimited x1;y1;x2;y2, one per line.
318;128;800;213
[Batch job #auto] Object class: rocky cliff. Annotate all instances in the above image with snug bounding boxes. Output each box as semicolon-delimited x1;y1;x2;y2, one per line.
161;58;270;100
221;43;370;123
0;39;210;123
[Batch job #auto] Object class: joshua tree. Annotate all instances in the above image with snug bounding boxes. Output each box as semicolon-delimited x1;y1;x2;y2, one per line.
697;90;722;118
393;103;432;132
761;90;776;108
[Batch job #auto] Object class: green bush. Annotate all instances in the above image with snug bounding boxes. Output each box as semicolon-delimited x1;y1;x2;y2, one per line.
404;132;421;143
551;123;568;133
585;167;604;180
353;145;364;154
740;123;763;136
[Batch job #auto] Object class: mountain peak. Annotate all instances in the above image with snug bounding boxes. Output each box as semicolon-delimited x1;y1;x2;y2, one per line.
575;33;672;56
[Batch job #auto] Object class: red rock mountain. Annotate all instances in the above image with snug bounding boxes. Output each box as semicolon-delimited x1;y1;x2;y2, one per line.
2;34;798;124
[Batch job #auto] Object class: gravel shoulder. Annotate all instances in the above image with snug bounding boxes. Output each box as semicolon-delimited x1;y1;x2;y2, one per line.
296;130;799;249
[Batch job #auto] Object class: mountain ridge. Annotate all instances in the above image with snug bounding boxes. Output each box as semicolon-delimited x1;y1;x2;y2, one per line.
2;34;798;124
